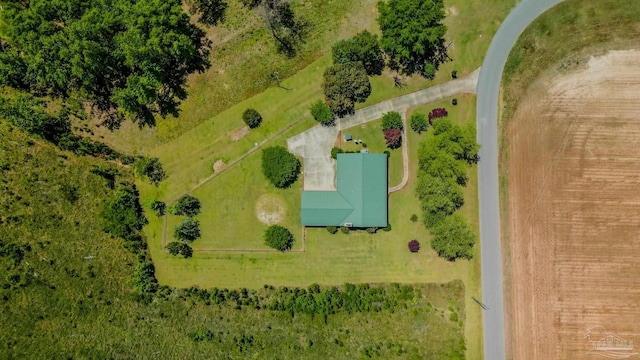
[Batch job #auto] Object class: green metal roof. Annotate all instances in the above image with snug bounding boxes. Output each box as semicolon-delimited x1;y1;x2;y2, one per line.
301;153;387;227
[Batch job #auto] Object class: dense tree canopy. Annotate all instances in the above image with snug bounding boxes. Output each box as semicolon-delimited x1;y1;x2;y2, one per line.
0;0;211;129
174;218;201;242
166;241;194;258
264;225;294;251
332;31;385;76
377;0;447;77
323;63;371;117
170;195;202;217
261;146;301;188
430;214;477;261
101;185;148;239
415;173;464;227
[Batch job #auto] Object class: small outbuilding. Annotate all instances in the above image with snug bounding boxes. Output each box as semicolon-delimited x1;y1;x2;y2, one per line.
344;133;352;141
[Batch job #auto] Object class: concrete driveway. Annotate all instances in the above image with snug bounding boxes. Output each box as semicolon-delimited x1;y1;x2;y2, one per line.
288;70;479;191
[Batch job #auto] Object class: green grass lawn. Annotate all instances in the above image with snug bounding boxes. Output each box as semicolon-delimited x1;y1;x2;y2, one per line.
144;95;482;359
339;119;404;187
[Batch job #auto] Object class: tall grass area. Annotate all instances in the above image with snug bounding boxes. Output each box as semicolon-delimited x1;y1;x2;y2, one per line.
0;122;467;358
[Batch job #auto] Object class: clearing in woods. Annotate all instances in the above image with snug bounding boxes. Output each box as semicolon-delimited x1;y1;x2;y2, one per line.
506;50;640;359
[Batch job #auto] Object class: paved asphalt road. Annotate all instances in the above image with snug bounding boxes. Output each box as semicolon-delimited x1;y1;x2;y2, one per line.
476;0;565;359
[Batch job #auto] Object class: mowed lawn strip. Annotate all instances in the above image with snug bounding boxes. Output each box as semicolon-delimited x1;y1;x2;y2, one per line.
148;56;329;203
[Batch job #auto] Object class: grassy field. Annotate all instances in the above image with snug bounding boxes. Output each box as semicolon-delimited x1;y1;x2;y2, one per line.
144;95;483;359
0;123;468;359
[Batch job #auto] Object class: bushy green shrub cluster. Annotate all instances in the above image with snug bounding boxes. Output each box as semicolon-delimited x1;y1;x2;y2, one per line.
416;118;479;260
261;146;301;188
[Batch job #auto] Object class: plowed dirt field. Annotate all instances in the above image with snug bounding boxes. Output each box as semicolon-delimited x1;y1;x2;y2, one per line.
507;50;640;359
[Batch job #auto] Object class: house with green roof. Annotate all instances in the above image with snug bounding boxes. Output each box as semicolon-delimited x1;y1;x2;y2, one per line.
301;153;388;227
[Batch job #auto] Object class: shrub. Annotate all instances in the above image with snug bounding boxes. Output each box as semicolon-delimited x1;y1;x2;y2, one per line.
261;146;301;188
327;226;338;234
264;225;294;251
384;128;402;149
408;240;420;253
242;108;263;129
428;108;448;124
340;227;350;234
410;113;428;134
451;70;458;79
423;63;436;80
174;218;201;242
382;223;391;232
330;147;343;160
150;200;166;217
134;156;166;186
169;195;201;217
361;142;367;148
310;100;334;125
166;241;193;258
101;185;148;239
410;214;418;223
188;328;214;342
383;150;391;158
452;98;458;106
430;214;477;261
381;111;403;130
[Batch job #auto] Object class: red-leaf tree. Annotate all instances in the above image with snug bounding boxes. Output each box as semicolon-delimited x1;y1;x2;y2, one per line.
384;128;402;149
428;108;448;124
408;239;420;253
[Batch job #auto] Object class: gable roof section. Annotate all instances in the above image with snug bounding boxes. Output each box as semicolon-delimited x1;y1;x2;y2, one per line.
301;153;387;227
301;191;353;226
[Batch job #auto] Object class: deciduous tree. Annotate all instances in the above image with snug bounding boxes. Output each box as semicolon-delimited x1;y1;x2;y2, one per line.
323;63;371;117
377;0;447;77
310;100;334;125
174;218;201;242
383;128;402;149
166;241;194;258
430;214;476;261
410;113;428;134
0;0;211;129
243;108;263;129
170;195;202;217
264;225;294;251
261;146;301;188
381;111;403;130
332;31;384;76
